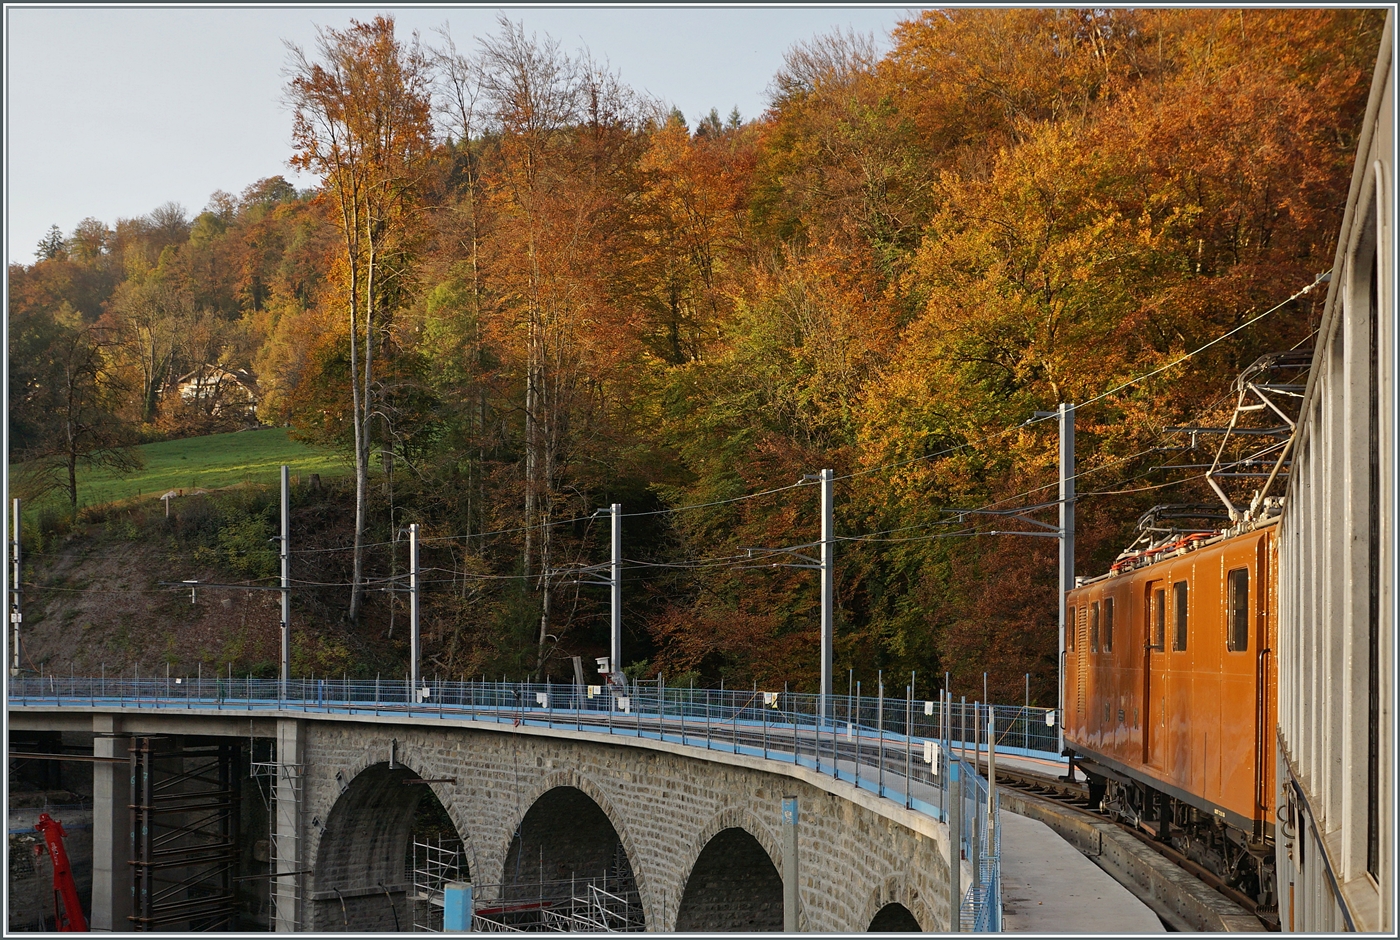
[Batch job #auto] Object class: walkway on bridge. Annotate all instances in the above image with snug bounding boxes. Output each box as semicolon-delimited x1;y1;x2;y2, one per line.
999;809;1165;933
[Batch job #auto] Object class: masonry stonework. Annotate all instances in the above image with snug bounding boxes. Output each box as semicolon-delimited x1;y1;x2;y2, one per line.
299;717;948;932
8;707;952;934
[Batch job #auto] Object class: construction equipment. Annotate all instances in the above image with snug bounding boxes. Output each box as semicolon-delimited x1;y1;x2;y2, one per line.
34;812;88;931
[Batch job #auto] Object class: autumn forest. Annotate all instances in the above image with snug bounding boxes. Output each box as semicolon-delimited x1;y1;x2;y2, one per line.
7;10;1384;701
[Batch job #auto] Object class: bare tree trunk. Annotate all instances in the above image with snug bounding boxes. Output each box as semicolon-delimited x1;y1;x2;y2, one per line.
523;220;540;584
537;517;552;670
345;193;367;623
65;381;78;511
364;224;377;597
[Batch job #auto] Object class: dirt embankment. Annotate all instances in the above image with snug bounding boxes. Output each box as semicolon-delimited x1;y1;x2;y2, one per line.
22;526;282;676
18;485;395;679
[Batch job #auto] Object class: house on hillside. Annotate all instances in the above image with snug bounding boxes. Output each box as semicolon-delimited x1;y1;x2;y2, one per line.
169;365;260;423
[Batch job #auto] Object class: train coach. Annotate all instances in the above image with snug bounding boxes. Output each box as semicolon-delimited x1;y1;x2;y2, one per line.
1274;13;1393;934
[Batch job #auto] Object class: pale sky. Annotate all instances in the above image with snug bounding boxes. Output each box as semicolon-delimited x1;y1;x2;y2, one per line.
5;5;920;266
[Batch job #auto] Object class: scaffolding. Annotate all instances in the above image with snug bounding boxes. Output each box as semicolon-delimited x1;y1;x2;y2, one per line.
469;880;645;933
128;737;241;931
468;845;644;933
410;837;465;931
250;756;303;932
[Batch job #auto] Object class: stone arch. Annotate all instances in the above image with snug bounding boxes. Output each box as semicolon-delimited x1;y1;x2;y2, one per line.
387;739;481;884
674;807;785;933
858;874;936;935
310;737;482;889
677;805;783;883
309;758;470;932
492;769;645;880
868;902;922;931
491;770;646;928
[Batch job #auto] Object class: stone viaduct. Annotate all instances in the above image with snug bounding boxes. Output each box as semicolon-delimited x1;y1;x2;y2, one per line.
11;705;955;933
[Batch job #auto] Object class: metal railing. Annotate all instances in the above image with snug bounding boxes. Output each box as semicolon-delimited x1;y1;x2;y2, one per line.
10;675;1048;931
955;755;1001;932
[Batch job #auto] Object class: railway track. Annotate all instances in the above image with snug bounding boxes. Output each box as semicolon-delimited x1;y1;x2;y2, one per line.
984;761;1276;932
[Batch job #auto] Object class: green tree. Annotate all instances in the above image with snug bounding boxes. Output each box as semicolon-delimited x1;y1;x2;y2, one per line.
35;225;67;262
12;308;141;510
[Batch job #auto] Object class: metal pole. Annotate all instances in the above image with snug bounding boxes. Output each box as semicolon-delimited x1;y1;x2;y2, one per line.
819;469;833;723
905;686;913;809
960;695;966;758
1058;402;1075;756
280;466;290;694
940;690;948;814
410;523;420;688
611;504;622;677
974;701;980;769
11;498;21;676
782;797;800;932
987;711;997;846
845;680;856;790
949;757;961;931
877;671;884;796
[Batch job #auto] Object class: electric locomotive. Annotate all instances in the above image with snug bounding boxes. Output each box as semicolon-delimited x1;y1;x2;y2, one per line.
1064;514;1279;914
1060;352;1312;920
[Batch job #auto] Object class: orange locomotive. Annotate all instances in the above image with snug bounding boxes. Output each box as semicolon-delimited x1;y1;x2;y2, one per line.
1064;517;1278;915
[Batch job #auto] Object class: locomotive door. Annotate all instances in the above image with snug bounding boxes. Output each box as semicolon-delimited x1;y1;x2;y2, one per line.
1144;579;1167;768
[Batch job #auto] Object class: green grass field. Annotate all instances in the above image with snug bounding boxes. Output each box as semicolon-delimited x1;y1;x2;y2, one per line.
16;428;349;514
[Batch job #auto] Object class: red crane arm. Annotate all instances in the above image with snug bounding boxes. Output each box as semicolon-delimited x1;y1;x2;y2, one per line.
34;813;88;932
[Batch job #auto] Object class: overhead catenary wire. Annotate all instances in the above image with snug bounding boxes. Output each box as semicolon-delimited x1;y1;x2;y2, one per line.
44;278;1315;570
829;270;1329;485
121;425;1295;592
33;398;1295;597
28;280;1323;606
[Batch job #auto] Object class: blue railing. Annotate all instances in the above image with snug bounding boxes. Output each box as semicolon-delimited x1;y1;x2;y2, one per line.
11;675;1046;931
957;759;1002;932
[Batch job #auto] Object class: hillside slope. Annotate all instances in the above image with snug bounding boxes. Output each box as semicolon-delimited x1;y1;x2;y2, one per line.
17;478;394;680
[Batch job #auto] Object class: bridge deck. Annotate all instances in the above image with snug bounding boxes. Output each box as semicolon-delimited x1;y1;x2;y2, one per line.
8;680;1091;932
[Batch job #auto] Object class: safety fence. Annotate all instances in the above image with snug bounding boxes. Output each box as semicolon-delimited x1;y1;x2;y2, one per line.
10;675;1055;931
955;758;1001;932
9;673;1060;754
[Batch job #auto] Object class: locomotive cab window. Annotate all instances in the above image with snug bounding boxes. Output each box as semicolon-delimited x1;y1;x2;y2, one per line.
1067;606;1075;651
1150;587;1166;650
1226;568;1249;652
1173;581;1188;651
1090;602;1100;652
1103;597;1114;652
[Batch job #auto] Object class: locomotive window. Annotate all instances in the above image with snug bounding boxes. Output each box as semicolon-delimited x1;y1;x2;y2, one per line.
1151;588;1166;650
1227;568;1249;652
1067;606;1075;651
1173;581;1188;651
1103;597;1114;652
1090;602;1100;653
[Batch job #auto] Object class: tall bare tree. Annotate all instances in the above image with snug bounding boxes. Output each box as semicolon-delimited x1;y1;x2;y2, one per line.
286;15;434;621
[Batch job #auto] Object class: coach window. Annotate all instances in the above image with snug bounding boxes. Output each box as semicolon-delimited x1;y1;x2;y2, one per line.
1226;568;1249;652
1172;581;1188;651
1103;597;1115;653
1067;606;1076;651
1151;587;1166;650
1090;602;1100;653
